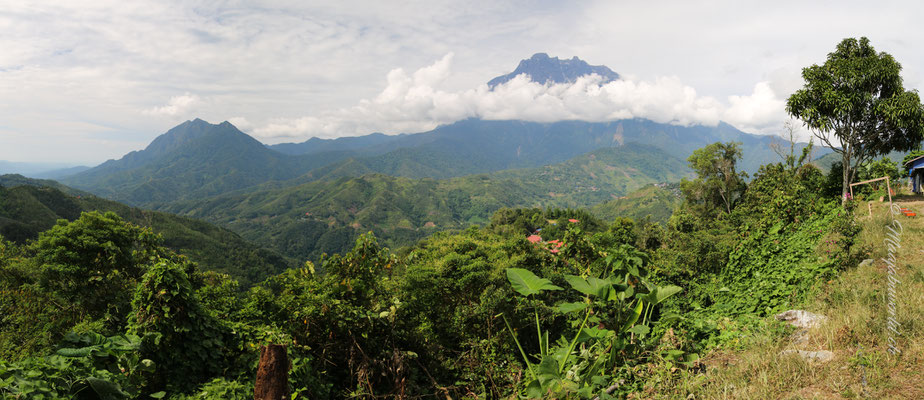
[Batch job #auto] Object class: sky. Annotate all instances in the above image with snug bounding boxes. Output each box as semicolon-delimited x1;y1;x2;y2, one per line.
2;0;924;165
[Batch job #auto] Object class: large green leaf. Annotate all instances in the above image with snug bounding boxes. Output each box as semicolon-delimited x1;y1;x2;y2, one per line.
621;300;644;332
627;324;650;336
564;275;611;298
654;285;682;304
506;268;562;297
537;357;562;391
556;302;588;314
56;347;95;358
87;377;129;400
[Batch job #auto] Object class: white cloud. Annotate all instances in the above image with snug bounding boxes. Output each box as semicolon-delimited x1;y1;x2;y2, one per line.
4;0;924;163
723;82;787;133
142;93;201;116
251;54;795;142
226;116;254;132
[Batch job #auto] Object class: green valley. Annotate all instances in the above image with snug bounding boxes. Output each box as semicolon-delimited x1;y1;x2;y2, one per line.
162;143;691;260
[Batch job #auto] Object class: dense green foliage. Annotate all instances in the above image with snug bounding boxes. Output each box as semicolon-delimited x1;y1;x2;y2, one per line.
0;179;293;287
653;144;862;354
1;138;866;398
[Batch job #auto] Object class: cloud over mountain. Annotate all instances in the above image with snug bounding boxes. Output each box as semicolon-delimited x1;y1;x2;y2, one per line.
251;54;791;142
143;93;202;116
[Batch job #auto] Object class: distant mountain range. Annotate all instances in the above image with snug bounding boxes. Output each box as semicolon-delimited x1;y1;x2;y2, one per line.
0;161;89;179
271;118;822;182
38;52;836;262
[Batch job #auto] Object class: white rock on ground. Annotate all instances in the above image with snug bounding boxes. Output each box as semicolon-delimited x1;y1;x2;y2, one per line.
780;349;834;363
775;310;826;329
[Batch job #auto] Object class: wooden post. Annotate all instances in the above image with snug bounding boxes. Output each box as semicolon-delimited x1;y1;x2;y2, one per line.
886;176;893;208
255;345;290;400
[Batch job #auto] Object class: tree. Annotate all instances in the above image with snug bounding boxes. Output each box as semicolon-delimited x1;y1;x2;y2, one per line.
787;37;924;199
680;142;748;217
32;211;163;323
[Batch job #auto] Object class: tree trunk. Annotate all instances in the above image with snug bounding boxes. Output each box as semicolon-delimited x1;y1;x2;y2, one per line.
842;149;851;205
255;344;290;400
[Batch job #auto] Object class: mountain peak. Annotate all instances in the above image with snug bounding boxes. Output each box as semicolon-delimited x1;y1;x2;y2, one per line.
145;119;251;155
487;53;620;88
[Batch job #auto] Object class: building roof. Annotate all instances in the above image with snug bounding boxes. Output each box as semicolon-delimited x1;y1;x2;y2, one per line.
904;154;924;166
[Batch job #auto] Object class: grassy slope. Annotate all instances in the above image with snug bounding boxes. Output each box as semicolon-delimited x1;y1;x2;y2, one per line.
649;194;924;399
0;180;293;287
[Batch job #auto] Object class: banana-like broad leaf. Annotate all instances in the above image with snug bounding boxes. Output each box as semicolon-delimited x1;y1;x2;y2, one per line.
563;275;611;297
87;377;129;400
56;347;94;358
506;268;562;297
654;285;682;304
557;302;588;313
621;300;644;332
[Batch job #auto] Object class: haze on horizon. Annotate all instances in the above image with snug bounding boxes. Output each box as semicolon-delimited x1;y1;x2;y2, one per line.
2;0;923;165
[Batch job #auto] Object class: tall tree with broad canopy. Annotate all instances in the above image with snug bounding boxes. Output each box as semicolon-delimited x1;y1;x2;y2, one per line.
680;142;747;218
786;37;924;199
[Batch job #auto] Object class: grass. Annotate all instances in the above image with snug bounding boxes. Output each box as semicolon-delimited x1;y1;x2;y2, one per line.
642;194;924;399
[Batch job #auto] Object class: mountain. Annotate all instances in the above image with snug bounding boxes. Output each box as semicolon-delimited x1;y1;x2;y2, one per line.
61;119;350;206
487;53;620;87
276;119;823;186
268;132;403;156
162;144;690;261
0;175;293;287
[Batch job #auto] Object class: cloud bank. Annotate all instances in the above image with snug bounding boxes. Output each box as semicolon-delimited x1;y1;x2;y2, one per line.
251;54;792;142
143;93;201;116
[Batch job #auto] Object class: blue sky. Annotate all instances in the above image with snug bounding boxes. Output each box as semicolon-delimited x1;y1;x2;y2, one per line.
2;0;922;164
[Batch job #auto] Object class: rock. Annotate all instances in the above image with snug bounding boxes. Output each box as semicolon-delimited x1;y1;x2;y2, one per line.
780;349;834;363
775;310;826;329
859;258;874;267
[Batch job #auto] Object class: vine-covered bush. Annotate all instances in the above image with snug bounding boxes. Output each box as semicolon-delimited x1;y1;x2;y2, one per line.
128;258;230;392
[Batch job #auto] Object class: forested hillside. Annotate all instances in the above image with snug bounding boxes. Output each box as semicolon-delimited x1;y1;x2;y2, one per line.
162;144;691;261
591;183;682;224
0;176;292;287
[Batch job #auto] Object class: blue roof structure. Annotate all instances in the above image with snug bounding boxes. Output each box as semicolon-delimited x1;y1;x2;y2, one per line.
906;155;924;175
905;155;924;193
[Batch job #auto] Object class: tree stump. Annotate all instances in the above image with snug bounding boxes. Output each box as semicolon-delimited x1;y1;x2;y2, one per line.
254;344;289;400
